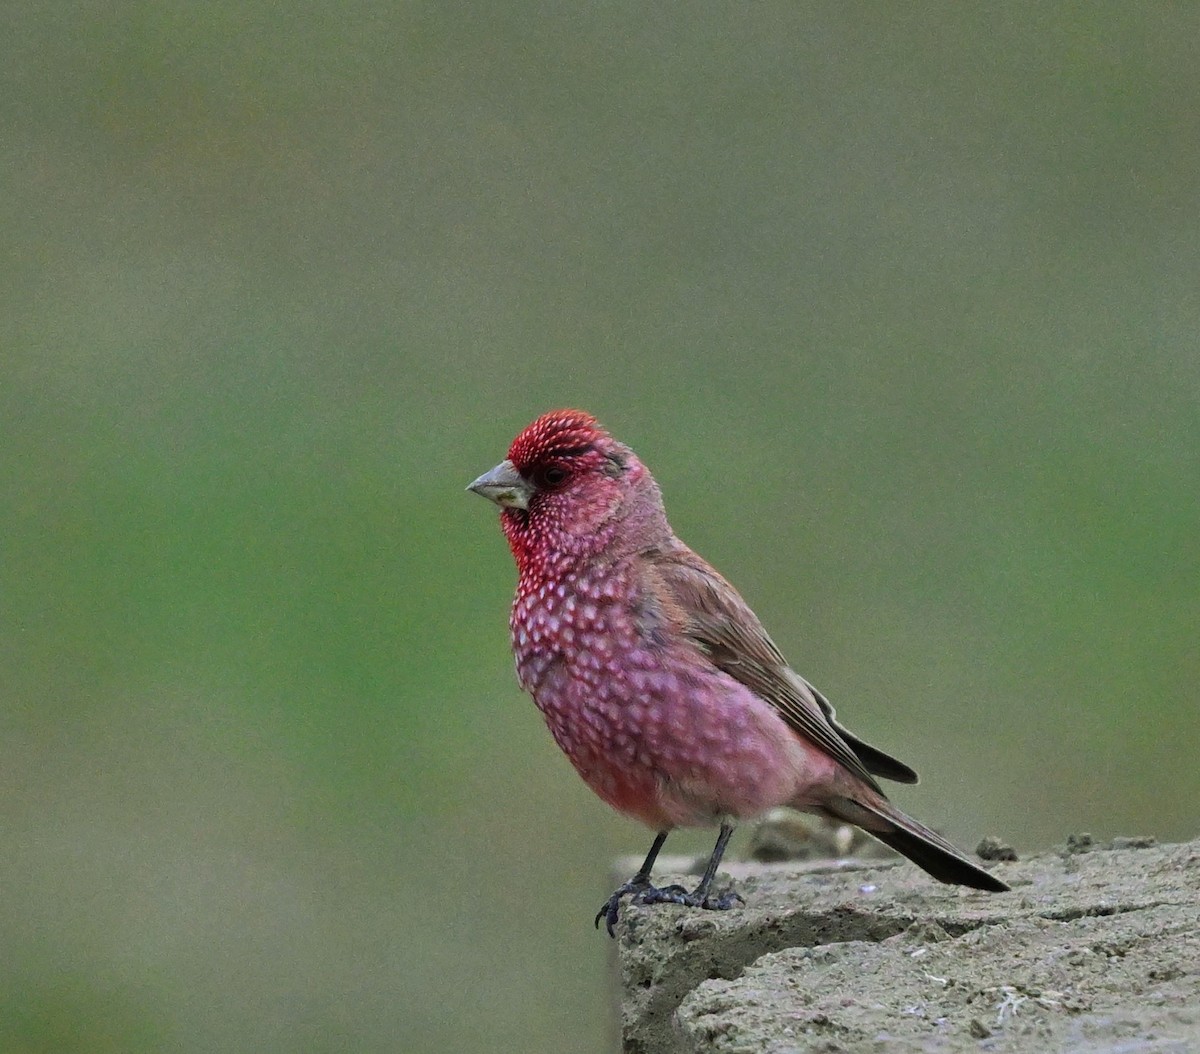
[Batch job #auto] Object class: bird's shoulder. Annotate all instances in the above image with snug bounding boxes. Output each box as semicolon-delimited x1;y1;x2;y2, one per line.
629;542;786;665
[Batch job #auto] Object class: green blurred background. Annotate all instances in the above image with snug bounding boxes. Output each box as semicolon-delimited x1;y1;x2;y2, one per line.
4;2;1197;1051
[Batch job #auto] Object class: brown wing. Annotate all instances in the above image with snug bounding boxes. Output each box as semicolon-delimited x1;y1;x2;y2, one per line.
800;676;918;784
643;546;916;794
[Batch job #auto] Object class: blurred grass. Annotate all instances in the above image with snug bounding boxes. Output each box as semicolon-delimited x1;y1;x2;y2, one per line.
3;2;1199;1051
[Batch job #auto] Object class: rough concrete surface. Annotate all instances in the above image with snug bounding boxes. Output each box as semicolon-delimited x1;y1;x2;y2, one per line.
612;835;1200;1053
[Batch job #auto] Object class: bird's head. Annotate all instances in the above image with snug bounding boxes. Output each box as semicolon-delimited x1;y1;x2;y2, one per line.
468;409;664;573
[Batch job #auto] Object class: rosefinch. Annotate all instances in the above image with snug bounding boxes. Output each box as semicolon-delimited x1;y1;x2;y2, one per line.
469;410;1008;936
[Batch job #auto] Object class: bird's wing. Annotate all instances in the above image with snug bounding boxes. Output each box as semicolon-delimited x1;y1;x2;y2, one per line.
643;547;912;794
798;675;918;784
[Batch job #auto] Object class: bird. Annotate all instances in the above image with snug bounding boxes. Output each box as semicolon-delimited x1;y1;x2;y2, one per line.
468;409;1009;936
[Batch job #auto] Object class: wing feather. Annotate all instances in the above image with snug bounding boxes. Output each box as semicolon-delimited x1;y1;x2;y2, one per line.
643;547;917;793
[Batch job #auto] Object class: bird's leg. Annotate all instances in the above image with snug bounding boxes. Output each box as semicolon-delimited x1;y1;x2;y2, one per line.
595;831;676;937
633;822;745;912
690;822;742;905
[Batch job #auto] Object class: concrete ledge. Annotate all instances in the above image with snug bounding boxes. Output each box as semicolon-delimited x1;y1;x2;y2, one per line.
612;835;1200;1052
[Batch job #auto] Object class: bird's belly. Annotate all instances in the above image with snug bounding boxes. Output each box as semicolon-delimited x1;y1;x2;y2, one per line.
529;649;808;829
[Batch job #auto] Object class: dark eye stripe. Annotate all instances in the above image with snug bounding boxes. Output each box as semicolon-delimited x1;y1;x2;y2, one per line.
551;443;594;459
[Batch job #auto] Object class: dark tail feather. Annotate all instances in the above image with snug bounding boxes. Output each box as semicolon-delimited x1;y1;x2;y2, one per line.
825;795;1010;893
838;731;919;784
804;680;920;785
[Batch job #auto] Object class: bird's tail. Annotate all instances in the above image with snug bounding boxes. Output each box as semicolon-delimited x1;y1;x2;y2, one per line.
823;794;1009;892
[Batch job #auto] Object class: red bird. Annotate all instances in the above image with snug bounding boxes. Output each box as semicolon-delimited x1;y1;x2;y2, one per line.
469;409;1008;935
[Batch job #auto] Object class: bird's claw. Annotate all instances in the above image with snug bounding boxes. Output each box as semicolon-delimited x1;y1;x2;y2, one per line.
633;886;745;912
596;881;744;937
595;879;650;937
708;889;746;911
636;882;689;899
595;896;620;937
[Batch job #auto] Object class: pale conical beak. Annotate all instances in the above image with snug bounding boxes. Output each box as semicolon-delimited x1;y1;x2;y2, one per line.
467;459;534;510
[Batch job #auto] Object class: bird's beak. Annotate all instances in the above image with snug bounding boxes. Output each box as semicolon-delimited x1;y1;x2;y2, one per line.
467;459;534;511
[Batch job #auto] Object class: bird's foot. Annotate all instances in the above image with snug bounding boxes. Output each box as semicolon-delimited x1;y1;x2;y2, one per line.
596;878;659;937
596;880;744;937
633;885;745;913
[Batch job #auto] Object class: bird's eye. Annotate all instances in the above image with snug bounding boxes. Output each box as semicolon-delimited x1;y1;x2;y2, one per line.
537;465;568;488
